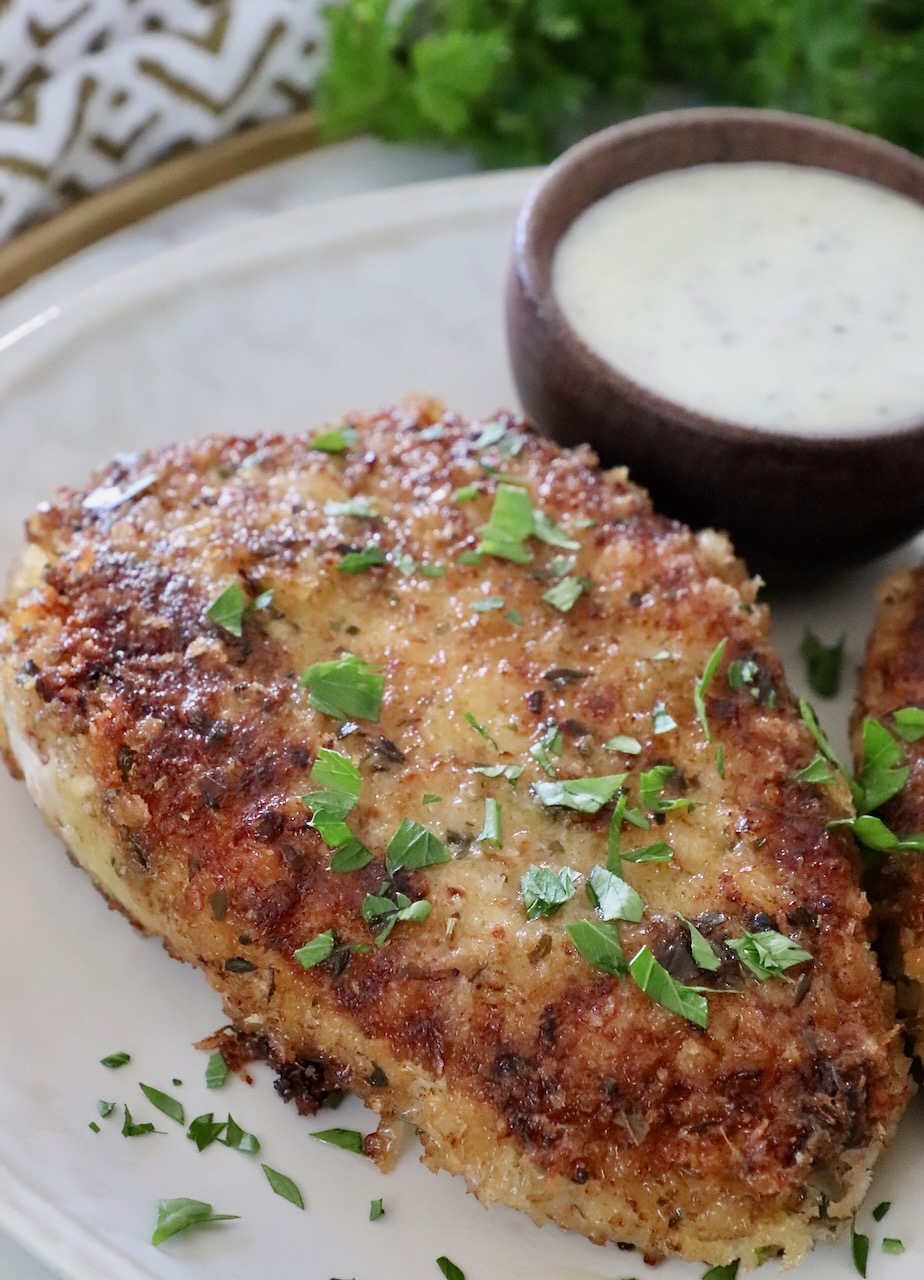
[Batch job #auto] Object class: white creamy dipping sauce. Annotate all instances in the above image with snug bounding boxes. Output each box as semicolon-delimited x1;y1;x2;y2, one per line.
552;162;924;433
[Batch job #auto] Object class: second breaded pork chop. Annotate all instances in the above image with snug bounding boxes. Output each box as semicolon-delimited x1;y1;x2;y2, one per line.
0;403;909;1268
856;565;924;1059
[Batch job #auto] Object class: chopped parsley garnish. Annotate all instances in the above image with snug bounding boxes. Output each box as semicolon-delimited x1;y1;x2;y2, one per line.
456;549;484;566
437;1258;466;1280
715;744;725;778
206;581;273;638
100;1051;131;1068
586;865;644;922
727;929;812;981
794;752;839;786
543;575;593;612
473;762;523;786
362;891;432;945
386;819;449;873
872;1201;892;1222
339;546;385;573
422;792;442;803
856;717;910;812
472;419;507;449
882;1238;905;1255
851;1219;870;1277
463;711;497;748
638;764;693;812
311;747;363;799
262;1164;304;1209
419;423;445;441
652;701;677;735
300;653;385;722
98;1100;115;1117
727;657;759;693
679;914;721;972
702;1264;740;1280
530;721;563;776
420;563;447;578
477;798;503;846
893;706;924;742
370;1198;385;1220
310;423;359;453
622;841;673;863
391;549;417;576
521;865;578;919
604;734;642;754
324;496;379;519
139;1084;184;1125
567;919;627;977
533;773;625;814
629;945;709;1028
205;1051;229;1090
328;838;374;871
453;484;479;503
695;638;727;744
473;595;505;612
798;699;852;788
533;510;581;550
506;608;524;625
478;484;535;562
88;1121;100;1133
800;628;844;698
222;1115;260;1154
152;1197;238;1246
121;1105;157;1138
294;929;337;969
831;814;924;853
187;1113;227;1151
312;1127;364;1153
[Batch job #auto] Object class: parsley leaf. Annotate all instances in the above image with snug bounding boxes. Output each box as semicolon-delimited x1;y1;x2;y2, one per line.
339;546;385;573
206;581;272;638
473;762;523;785
638;764;693;812
294;929;337;969
894;706;924;742
325;496;379;519
362;891;432;945
882;1238;905;1255
586;865;645;922
312;1127;364;1152
727;929;812;980
97;1100;115;1117
872;1201;891;1222
121;1105;157;1138
831;814;924;853
533;773;625;813
473;595;505;612
477;797;503;846
794;752;839;785
205;1051;229;1090
187;1112;226;1151
567;919;627;977
370;1198;385;1221
310;423;359;453
100;1051;131;1069
222;1115;260;1154
152;1197;238;1246
262;1164;304;1209
437;1258;466;1280
300;653;385;722
521;865;578;919
543;575;593;612
139;1084;184;1125
533;510;581;549
851;1219;869;1278
622;841;673;863
695;638;727;744
328;837;374;872
478;484;535;563
703;1264;740;1280
800;629;844;698
386;819;449;873
530;721;563;776
604;734;642;754
463;710;497;749
629;945;709;1028
652;701;677;735
856;717;910;812
678;914;721;972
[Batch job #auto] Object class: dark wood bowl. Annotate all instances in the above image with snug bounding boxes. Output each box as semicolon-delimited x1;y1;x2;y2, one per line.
506;107;924;571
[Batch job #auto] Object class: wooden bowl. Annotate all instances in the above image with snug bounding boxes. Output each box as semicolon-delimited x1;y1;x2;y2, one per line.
506;107;924;570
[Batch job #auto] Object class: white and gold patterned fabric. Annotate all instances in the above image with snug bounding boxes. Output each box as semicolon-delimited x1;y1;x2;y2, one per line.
0;0;324;240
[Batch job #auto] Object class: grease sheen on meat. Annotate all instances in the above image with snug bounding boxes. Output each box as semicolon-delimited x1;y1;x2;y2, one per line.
0;403;908;1267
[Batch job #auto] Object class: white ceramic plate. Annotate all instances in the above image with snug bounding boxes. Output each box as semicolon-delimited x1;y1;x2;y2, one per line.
0;169;921;1280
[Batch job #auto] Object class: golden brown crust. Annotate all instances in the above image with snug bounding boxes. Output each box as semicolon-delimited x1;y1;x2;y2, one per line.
855;566;924;1056
0;404;909;1266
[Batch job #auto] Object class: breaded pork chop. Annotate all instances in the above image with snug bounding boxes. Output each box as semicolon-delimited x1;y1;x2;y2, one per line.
0;403;908;1268
856;565;924;1058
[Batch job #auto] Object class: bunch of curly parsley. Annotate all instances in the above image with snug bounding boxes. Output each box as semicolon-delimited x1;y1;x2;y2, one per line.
316;0;924;165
